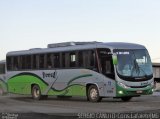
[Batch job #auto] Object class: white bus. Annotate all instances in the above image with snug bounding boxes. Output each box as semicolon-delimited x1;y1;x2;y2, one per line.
6;42;154;102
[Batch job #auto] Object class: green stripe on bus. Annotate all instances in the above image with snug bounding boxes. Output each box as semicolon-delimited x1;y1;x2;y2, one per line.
7;73;92;96
7;75;48;94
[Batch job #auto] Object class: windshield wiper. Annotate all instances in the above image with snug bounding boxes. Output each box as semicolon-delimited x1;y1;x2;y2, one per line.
131;59;140;76
131;50;148;78
131;59;147;78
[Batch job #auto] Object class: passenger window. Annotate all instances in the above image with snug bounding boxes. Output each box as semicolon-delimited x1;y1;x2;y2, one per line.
7;57;12;71
26;55;31;69
78;51;83;67
32;55;37;69
39;54;45;69
46;54;53;69
60;53;65;68
70;53;76;67
13;57;18;70
54;54;60;68
0;64;5;74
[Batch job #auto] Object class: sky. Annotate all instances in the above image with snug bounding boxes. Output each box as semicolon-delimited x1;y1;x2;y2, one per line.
0;0;160;62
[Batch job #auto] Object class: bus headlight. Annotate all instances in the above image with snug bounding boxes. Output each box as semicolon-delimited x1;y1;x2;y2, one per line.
118;82;130;89
118;90;124;94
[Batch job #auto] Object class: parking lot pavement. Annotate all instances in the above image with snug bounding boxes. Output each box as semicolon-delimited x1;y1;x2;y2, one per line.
0;93;160;119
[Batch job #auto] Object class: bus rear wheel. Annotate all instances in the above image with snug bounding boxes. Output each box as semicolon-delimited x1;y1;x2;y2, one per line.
32;85;42;100
87;85;102;102
121;97;132;102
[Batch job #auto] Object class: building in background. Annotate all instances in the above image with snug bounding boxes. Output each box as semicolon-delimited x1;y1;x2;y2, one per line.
153;63;160;82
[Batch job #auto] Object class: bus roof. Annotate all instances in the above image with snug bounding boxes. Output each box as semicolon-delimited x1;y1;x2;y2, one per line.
7;42;146;56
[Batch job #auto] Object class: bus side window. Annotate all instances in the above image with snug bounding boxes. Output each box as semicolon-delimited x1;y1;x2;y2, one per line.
39;54;45;69
65;53;70;68
78;51;83;67
83;51;88;68
0;63;5;74
26;55;31;69
31;55;37;69
59;53;65;68
46;54;52;69
83;50;94;69
13;56;18;70
90;51;94;67
21;56;26;70
75;52;79;67
54;54;60;68
18;56;22;70
7;57;12;71
89;50;96;69
70;52;76;67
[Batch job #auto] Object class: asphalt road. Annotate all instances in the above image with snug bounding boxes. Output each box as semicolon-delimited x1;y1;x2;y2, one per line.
0;93;160;119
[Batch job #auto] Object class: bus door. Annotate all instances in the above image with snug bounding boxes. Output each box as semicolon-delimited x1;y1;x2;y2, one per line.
97;49;115;96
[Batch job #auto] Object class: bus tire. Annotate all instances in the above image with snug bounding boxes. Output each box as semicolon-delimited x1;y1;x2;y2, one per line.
87;85;102;102
31;85;42;100
121;97;132;102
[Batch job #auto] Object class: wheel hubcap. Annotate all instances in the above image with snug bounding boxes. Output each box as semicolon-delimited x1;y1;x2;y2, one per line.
90;88;98;100
34;88;40;98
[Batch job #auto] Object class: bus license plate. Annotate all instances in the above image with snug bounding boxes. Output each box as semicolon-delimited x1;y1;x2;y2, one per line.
136;90;143;94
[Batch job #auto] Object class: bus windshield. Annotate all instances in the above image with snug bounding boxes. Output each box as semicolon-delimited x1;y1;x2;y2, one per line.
114;49;153;79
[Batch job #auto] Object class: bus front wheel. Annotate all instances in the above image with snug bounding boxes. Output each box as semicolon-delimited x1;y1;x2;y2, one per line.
31;85;42;100
87;85;102;102
121;97;132;102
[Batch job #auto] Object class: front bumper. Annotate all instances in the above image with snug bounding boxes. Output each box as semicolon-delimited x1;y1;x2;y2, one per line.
116;83;153;97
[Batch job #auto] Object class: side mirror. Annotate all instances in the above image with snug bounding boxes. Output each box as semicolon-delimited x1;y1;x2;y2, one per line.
112;54;118;65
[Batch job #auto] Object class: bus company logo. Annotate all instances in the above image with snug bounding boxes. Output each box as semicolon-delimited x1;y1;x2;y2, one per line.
42;72;56;79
